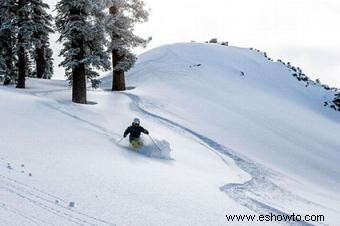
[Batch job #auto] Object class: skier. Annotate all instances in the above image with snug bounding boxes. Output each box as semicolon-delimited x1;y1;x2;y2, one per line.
123;118;149;148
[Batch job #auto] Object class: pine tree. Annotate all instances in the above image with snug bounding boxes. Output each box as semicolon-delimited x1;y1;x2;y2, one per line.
0;11;8;79
1;0;53;85
334;91;340;110
16;0;33;88
105;0;150;91
30;0;54;79
56;0;110;104
0;0;17;83
0;54;6;78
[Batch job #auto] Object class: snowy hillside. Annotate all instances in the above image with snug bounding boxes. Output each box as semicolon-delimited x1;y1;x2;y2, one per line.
103;43;340;187
1;43;340;225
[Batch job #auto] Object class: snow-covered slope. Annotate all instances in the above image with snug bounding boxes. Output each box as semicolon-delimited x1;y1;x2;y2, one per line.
1;43;340;225
105;42;340;189
1;79;252;226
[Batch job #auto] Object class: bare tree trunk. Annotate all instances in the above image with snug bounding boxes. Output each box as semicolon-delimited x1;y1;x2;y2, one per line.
109;6;126;91
71;37;86;104
35;47;46;79
16;41;26;89
112;70;125;91
72;45;87;104
111;49;126;91
69;7;87;104
72;62;86;104
16;0;27;89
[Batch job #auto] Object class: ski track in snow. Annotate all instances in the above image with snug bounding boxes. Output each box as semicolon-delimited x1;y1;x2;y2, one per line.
30;87;122;140
122;92;329;226
0;92;119;225
0;201;44;226
3;87;331;225
0;173;117;226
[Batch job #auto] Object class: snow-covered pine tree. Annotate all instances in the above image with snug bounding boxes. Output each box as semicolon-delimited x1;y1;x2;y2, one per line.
0;7;7;78
30;0;54;79
0;54;5;79
56;0;110;104
333;91;340;111
105;0;150;91
16;0;33;88
0;0;17;83
25;51;33;77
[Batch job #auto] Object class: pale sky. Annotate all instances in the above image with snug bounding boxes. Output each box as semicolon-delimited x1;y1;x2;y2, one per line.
47;0;340;87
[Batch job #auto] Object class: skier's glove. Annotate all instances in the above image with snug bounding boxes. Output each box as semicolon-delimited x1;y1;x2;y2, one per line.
123;134;127;138
145;131;149;135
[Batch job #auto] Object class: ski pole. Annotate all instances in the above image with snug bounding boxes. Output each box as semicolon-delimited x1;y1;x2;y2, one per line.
117;137;124;144
148;135;162;152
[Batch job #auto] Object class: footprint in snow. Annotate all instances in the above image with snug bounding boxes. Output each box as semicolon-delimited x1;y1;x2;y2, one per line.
7;163;12;170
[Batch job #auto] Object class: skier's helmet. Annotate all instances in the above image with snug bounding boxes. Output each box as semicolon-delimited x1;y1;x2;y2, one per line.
133;118;140;125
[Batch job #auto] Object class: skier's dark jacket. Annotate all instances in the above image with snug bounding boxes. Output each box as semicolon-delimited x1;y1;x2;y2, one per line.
124;125;149;141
